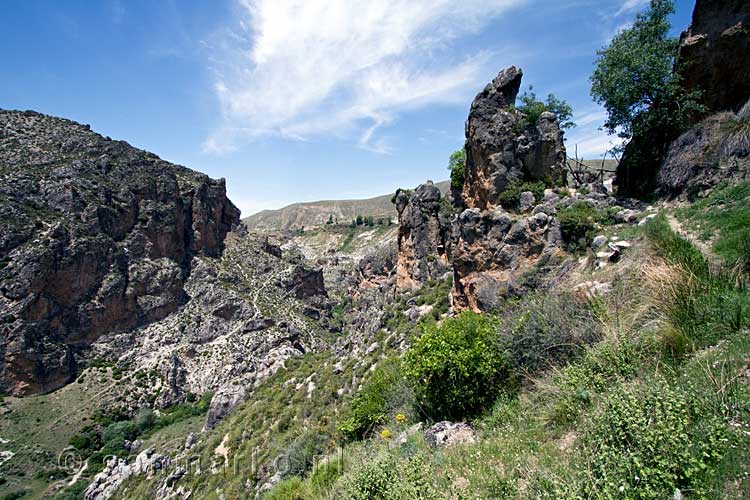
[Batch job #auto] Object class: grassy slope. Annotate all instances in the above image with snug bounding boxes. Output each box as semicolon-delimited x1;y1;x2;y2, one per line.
261;188;750;499
7;184;747;500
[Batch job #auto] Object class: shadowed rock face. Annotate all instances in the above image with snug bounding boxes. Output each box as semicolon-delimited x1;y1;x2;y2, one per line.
462;66;566;210
0;110;240;395
677;0;750;114
394;182;450;290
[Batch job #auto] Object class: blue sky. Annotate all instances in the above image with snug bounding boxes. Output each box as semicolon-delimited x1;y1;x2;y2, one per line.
1;0;695;215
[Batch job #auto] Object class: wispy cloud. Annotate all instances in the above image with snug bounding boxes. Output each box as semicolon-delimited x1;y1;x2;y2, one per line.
614;0;649;17
204;0;525;154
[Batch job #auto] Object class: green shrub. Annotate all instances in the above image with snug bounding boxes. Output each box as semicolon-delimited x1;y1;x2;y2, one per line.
516;86;576;130
309;456;344;495
102;420;138;456
549;335;650;426
284;428;330;477
497;179;546;209
339;358;413;440
557;202;598;251
580;381;726;499
2;491;29;500
339;451;438;500
404;312;516;420
341;452;399;500
69;425;102;457
52;479;88;500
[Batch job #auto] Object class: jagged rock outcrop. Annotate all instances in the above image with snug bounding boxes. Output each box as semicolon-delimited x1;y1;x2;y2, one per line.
462;66;566;210
449;204;563;312
0;110;240;395
204;383;248;430
658;101;750;199
677;0;750;114
394;182;450;289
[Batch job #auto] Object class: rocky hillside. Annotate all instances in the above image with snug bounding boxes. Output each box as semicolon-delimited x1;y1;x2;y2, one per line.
1;1;749;499
244;181;450;232
0;110;240;396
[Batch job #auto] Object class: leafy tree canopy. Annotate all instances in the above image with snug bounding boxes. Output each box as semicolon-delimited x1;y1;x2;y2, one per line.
517;87;576;130
448;148;466;191
590;0;701;141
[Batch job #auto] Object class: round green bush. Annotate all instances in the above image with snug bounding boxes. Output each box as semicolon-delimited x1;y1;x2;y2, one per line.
403;312;516;420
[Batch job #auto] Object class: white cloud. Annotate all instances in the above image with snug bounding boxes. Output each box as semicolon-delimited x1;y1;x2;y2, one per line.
204;0;524;154
614;0;649;17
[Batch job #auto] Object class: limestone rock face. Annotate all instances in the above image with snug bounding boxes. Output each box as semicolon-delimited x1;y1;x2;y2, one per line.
677;0;750;113
462;66;566;210
394;182;450;289
0;110;240;395
449;206;562;312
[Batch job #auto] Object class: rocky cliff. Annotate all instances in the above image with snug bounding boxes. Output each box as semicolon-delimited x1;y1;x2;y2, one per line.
394;182;450;289
677;0;750;114
462;66;566;210
395;67;570;310
0;110;240;395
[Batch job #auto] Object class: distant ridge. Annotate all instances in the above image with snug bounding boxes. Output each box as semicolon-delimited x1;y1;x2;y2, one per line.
244;180;451;232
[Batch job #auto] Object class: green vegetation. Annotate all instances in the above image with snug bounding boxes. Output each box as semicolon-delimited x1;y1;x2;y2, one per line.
263;204;750;500
497;179;546;209
580;380;726;499
516;86;576;130
556;201;620;251
339;359;412;440
591;0;704;195
69;393;212;471
643;215;749;352
448;148;466;191
404;312;516;420
676;181;750;268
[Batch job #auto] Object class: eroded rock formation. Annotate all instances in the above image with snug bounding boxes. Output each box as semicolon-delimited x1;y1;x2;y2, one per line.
394;182;450;290
449;204;562;312
0;110;240;395
462;66;566;210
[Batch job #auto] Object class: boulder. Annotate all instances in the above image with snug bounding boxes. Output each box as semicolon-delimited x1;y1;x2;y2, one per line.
204;383;248;430
285;265;327;299
424;421;477;448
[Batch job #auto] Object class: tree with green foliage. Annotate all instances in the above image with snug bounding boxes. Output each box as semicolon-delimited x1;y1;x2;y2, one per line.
448;148;466;191
404;312;516;420
590;0;703;195
517;86;576;130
